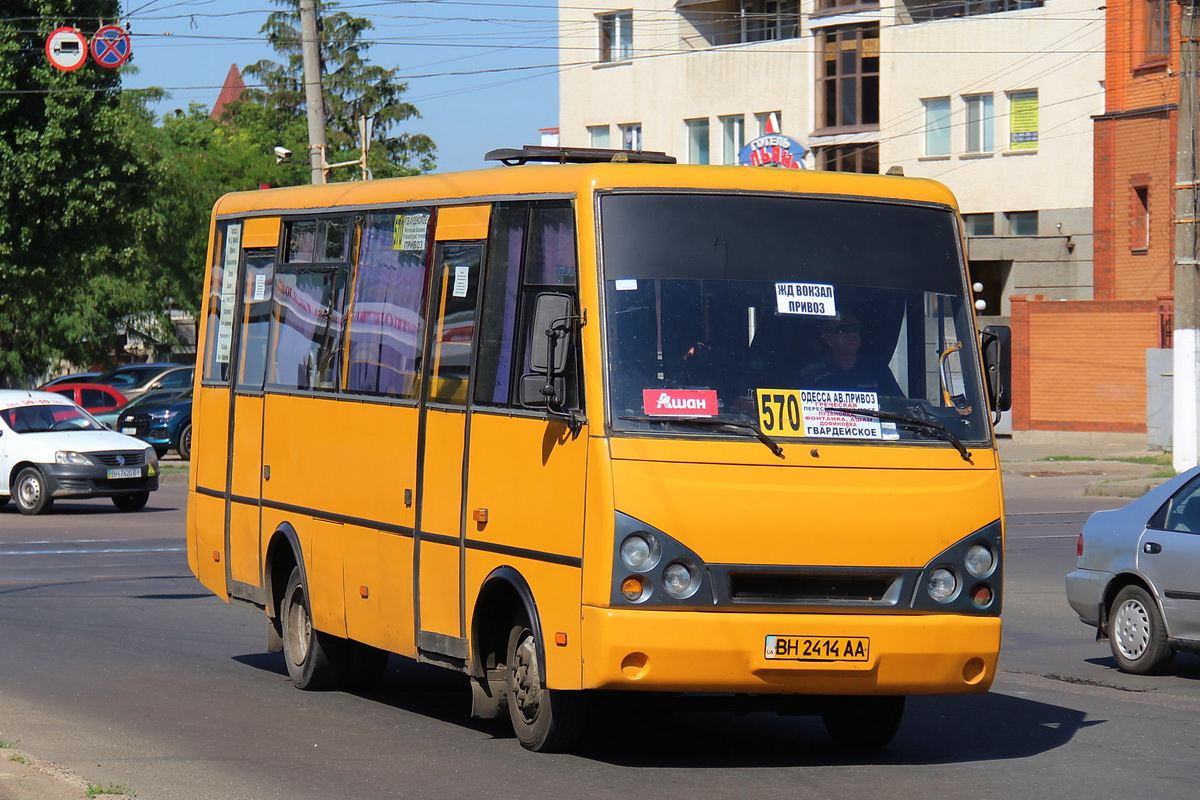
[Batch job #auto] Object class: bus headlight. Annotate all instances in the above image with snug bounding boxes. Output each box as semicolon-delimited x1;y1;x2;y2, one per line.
663;561;700;599
620;534;661;572
963;544;995;577
926;567;959;602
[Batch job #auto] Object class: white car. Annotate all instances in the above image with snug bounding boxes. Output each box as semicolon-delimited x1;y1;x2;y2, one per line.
0;390;160;515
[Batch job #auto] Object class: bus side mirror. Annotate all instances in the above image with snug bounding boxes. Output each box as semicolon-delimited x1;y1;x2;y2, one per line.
520;292;574;408
981;325;1012;413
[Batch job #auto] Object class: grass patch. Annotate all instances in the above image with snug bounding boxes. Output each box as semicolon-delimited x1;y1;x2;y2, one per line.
1148;467;1178;479
6;753;29;765
0;740;13;748
85;783;132;798
1039;454;1173;466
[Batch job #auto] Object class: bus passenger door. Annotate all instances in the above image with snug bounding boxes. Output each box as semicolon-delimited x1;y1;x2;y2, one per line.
415;236;484;659
226;247;276;601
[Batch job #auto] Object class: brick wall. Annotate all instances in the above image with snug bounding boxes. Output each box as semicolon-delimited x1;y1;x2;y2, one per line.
1011;296;1159;432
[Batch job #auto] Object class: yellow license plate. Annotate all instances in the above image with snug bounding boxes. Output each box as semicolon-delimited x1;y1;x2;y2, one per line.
765;635;870;662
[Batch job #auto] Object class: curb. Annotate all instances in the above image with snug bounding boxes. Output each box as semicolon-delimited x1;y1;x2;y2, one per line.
1083;478;1169;498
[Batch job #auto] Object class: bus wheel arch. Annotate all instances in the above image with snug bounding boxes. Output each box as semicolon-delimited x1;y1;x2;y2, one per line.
265;524;303;653
469;568;543;719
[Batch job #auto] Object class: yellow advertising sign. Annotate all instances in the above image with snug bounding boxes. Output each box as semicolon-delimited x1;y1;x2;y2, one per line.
1009;91;1038;151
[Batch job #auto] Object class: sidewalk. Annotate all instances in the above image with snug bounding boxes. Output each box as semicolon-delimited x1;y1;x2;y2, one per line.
997;430;1174;499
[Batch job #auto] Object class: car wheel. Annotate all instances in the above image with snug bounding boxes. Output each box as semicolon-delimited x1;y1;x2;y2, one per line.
281;566;347;690
154;445;169;458
0;495;8;509
506;614;587;752
14;467;53;515
1109;584;1174;674
177;422;192;461
112;492;150;512
821;695;906;748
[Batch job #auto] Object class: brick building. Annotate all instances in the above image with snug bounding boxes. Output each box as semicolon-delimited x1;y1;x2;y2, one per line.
1011;0;1174;436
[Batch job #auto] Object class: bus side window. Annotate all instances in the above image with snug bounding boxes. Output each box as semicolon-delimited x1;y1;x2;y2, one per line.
344;209;431;399
236;251;276;390
474;201;579;410
266;217;353;393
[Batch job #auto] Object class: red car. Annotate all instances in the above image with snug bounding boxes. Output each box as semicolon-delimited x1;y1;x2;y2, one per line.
47;383;127;414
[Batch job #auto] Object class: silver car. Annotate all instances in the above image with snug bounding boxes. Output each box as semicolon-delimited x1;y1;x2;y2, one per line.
1066;466;1200;674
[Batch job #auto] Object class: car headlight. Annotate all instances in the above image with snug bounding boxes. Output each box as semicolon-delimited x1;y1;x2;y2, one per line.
148;409;177;421
144;447;158;466
55;451;93;466
926;567;959;602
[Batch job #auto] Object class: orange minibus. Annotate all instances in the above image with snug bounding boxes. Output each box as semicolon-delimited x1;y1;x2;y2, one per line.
187;147;1012;751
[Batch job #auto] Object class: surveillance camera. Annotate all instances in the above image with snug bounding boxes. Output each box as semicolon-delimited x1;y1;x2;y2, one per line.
273;146;292;165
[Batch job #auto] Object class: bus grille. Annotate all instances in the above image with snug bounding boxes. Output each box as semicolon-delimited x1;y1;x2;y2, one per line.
727;572;898;604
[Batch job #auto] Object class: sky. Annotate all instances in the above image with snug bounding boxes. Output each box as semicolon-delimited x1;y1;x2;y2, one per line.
117;0;564;173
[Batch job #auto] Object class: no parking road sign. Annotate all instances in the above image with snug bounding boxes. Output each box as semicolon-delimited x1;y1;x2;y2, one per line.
91;25;132;69
45;27;88;72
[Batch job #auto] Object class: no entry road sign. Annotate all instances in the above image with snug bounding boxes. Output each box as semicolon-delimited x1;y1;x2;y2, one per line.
45;27;88;72
91;25;132;69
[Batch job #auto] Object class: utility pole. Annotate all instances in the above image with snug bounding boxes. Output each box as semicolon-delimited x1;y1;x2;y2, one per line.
299;0;328;185
1175;0;1200;471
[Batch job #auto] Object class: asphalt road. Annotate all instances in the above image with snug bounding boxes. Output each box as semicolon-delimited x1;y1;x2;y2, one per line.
1;477;1199;799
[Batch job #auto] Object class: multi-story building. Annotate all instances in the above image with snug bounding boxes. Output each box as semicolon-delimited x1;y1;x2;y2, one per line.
559;0;1108;433
558;0;1104;325
1011;0;1175;438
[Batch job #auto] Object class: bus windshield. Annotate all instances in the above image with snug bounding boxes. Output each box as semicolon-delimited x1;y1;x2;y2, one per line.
601;192;990;446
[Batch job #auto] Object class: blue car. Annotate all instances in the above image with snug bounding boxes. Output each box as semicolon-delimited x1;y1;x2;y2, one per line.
116;390;193;460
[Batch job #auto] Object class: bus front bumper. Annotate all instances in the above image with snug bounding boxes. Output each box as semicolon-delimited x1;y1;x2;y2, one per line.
580;607;1000;695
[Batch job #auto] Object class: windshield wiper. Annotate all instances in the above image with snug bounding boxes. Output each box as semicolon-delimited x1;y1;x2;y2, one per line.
618;415;784;459
822;407;973;463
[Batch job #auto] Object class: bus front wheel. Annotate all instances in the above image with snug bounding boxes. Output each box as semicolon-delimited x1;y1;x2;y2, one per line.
820;696;905;748
282;566;346;690
505;616;587;752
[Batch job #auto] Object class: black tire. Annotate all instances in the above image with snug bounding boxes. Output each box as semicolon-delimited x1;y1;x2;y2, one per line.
153;445;169;458
112;492;150;512
821;696;906;748
1109;584;1174;674
176;422;192;461
281;566;347;690
0;495;8;509
14;467;53;516
506;615;587;752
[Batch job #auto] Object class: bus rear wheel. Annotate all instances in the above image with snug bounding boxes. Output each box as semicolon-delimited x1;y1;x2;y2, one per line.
505;616;587;752
281;566;346;690
820;695;905;748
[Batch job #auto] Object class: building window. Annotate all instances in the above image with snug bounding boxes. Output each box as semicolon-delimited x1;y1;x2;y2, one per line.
686;118;711;164
815;143;879;173
620;122;642;150
924;97;951;156
740;0;800;41
588;125;611;148
1006;210;1038;236
963;213;995;236
1008;89;1038;151
818;0;879;10
1131;186;1150;251
964;94;994;153
599;11;633;62
906;0;1043;23
720;115;746;164
817;24;880;132
1145;0;1170;61
677;0;799;46
755;110;782;136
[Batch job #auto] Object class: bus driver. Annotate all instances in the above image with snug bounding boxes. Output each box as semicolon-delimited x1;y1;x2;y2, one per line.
799;311;904;397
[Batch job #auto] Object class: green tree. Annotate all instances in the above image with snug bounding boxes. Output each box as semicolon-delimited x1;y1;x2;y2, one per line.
0;2;164;383
239;0;436;177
